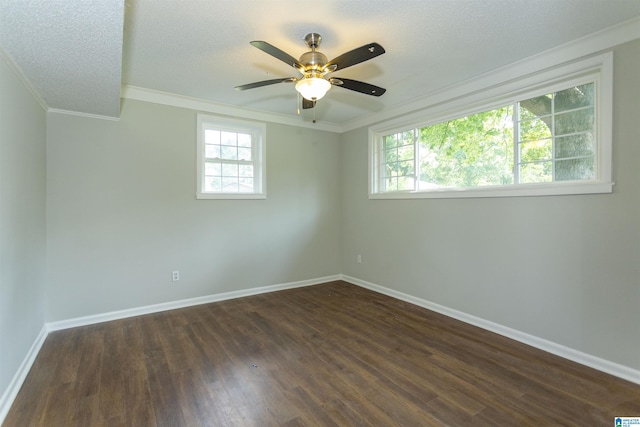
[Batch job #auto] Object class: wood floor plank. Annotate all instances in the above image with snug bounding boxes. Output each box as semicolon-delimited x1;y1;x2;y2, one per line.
4;281;640;426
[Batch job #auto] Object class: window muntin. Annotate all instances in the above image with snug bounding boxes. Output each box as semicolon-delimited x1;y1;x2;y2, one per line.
203;130;255;193
516;83;596;184
197;115;266;199
381;130;416;191
370;69;610;199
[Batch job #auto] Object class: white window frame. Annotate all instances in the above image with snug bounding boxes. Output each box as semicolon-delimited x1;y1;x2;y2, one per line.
369;52;614;199
196;114;266;200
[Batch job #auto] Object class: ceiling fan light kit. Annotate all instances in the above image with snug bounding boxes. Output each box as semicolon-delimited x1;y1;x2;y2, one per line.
295;76;331;101
236;32;386;114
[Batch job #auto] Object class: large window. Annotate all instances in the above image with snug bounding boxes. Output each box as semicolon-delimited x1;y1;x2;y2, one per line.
196;114;266;199
370;54;613;198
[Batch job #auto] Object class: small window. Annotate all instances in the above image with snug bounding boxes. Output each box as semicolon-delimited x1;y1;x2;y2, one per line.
196;114;266;199
369;53;613;199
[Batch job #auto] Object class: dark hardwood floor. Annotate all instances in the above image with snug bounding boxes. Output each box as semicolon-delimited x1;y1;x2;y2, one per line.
4;281;640;426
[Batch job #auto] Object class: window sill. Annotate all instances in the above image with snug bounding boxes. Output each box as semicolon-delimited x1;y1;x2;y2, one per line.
369;181;614;199
196;193;267;200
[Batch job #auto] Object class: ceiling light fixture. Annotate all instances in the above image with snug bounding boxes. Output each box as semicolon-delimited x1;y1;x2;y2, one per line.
236;32;386;112
295;75;331;101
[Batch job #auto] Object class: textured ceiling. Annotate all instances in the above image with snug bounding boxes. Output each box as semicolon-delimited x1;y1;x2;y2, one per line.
2;0;640;125
0;0;124;118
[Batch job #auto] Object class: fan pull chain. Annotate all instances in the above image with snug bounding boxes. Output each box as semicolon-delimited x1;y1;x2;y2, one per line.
312;43;318;122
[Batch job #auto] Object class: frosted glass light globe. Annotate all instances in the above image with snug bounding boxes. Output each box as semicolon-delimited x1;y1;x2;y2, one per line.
295;77;331;101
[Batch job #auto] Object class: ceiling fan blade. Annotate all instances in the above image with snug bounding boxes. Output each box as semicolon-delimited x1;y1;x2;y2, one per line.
235;77;296;91
250;41;305;72
302;98;316;109
331;78;386;97
325;42;385;72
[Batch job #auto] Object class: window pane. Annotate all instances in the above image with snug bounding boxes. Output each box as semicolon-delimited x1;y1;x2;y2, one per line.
519;94;552;121
222;163;238;177
555;108;594;136
555;133;594;159
239;177;254;191
222;177;239;192
519;116;552;142
204;176;222;192
239;164;253;178
385;177;397;191
419;105;514;188
397;160;414;176
205;130;220;144
220;145;237;160
383;132;412;148
221;131;237;147
385;161;413;180
205;144;221;159
205;162;221;176
555;158;595;181
385;148;399;163
385;164;395;179
385;176;415;191
400;131;414;145
238;147;252;161
381;131;417;192
238;133;252;147
555;83;594;113
520;138;552;163
385;163;399;178
397;145;414;161
397;176;414;191
384;134;399;149
520;161;552;183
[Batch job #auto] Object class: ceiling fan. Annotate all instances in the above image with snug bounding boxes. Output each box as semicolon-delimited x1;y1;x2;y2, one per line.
235;33;386;111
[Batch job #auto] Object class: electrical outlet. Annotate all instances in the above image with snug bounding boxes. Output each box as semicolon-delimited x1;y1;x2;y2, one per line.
172;270;180;282
357;254;362;264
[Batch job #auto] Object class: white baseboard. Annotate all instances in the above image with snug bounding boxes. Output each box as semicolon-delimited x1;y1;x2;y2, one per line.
341;274;640;385
0;274;340;425
46;275;341;331
0;325;48;424
3;272;637;427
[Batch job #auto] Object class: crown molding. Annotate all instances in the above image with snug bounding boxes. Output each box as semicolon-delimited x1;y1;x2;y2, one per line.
122;17;639;134
0;47;48;112
47;108;120;121
340;16;640;133
121;85;342;133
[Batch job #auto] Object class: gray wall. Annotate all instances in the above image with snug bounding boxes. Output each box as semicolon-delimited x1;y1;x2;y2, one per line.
46;99;342;321
2;36;639;412
341;39;640;370
0;56;47;401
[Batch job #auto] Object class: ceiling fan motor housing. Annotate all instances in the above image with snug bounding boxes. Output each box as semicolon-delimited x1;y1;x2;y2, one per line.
299;50;327;74
300;34;327;73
